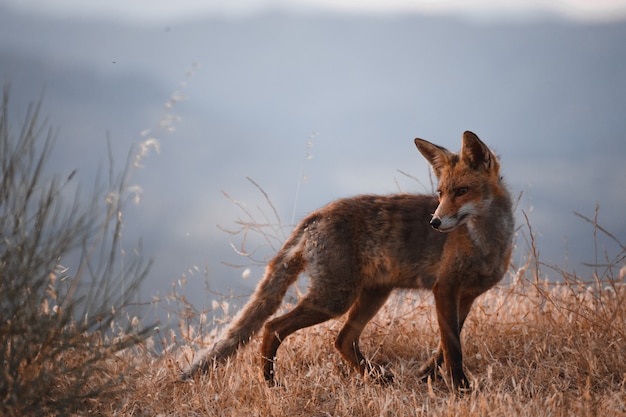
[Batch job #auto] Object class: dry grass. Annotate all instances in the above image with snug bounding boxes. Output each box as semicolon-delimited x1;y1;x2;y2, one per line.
87;255;626;417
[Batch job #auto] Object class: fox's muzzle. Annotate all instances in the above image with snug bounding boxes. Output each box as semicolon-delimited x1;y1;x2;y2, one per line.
430;217;442;229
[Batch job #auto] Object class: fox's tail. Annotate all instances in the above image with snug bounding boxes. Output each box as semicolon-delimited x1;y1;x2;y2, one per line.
181;223;307;379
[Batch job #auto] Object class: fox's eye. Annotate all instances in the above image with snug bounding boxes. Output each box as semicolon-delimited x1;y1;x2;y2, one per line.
455;187;469;197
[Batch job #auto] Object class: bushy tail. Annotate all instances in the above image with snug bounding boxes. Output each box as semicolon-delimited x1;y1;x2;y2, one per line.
181;226;306;379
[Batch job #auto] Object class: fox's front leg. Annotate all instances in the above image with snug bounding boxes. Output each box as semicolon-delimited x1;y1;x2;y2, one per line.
418;292;475;384
425;282;473;389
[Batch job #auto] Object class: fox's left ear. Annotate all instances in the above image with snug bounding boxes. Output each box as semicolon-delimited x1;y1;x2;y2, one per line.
461;131;499;172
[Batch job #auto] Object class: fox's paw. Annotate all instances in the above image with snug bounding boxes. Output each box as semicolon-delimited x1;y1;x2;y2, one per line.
417;358;472;393
419;366;472;394
264;378;284;389
179;368;196;382
452;373;471;393
179;369;197;382
365;365;394;386
179;358;210;381
416;361;439;382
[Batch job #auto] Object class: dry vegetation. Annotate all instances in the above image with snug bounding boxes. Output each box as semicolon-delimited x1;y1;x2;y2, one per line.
106;255;626;417
2;92;625;416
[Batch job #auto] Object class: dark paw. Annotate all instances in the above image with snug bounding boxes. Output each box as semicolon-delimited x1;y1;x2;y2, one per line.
417;361;471;392
264;375;280;388
366;365;394;385
417;361;438;382
453;374;471;392
179;358;210;381
263;370;286;388
417;350;443;382
179;366;197;382
417;368;434;382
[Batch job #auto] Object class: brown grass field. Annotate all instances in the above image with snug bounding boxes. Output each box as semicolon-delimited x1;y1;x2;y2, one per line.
86;258;626;417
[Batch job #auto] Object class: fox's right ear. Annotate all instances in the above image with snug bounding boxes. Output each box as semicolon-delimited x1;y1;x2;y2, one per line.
414;138;452;178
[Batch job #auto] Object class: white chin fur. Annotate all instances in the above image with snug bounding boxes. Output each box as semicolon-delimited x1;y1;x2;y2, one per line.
435;204;476;232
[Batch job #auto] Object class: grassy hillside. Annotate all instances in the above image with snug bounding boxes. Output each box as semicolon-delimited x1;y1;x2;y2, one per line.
85;258;626;416
6;277;626;417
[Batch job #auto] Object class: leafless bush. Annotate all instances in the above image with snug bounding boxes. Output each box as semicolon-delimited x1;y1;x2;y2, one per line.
0;89;153;416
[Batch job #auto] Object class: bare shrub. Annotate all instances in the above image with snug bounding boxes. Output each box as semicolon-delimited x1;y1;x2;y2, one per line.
0;89;153;416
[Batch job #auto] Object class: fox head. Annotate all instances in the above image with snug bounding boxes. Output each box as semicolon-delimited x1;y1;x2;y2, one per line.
414;131;502;232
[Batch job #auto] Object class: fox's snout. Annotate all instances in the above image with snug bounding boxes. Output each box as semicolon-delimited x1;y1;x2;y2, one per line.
430;216;442;229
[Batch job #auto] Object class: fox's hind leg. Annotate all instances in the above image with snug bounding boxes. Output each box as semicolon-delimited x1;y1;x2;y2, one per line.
260;287;357;385
335;287;392;382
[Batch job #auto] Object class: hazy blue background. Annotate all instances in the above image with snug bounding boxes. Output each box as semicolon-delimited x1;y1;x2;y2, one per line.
1;1;625;323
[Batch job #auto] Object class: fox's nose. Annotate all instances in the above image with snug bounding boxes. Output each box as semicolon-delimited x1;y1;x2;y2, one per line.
430;217;442;229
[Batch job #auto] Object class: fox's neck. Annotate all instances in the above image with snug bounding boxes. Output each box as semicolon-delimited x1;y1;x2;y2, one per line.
465;195;514;255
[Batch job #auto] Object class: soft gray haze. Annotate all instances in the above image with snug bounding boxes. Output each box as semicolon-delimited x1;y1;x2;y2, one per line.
5;0;626;22
1;4;625;325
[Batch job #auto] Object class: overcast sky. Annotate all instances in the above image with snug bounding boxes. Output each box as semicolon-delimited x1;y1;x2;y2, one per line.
5;0;626;22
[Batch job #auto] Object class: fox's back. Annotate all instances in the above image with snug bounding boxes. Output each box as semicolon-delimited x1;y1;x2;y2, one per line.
297;194;447;290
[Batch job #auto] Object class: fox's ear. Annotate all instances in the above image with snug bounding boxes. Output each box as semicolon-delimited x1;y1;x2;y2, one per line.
414;138;453;178
461;131;499;172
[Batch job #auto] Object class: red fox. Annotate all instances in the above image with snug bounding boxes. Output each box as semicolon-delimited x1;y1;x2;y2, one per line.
183;131;514;390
